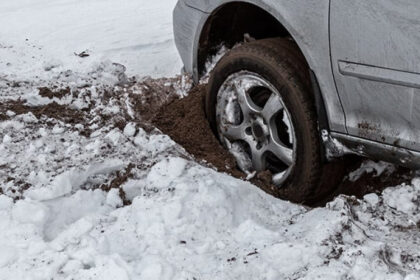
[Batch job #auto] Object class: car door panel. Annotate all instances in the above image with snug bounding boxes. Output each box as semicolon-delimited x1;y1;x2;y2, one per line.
330;0;420;151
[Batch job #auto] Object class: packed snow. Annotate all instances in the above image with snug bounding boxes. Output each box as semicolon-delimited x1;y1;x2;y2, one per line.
0;0;420;279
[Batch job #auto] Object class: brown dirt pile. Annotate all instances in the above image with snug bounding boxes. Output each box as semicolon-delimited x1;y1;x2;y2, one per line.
152;84;239;175
131;77;190;122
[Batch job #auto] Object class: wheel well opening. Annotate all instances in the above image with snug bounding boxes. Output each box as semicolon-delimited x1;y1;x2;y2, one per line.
198;2;291;75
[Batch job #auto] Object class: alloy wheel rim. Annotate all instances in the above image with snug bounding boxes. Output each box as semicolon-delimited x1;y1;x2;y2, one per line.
216;71;296;185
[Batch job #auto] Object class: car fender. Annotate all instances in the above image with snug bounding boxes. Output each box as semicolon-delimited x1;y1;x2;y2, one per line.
185;0;347;134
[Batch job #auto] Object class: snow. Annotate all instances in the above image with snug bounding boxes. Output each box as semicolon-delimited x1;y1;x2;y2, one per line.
106;188;124;208
123;122;137;137
383;182;419;214
0;0;182;79
2;151;420;278
349;160;396;182
0;0;420;279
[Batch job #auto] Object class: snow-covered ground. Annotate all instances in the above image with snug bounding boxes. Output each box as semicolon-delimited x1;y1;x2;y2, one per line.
1;1;420;279
0;0;182;79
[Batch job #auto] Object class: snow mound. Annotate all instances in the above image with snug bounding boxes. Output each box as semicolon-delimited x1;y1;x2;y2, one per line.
0;155;420;278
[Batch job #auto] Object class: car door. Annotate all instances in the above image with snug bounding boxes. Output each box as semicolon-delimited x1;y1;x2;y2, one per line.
330;0;420;152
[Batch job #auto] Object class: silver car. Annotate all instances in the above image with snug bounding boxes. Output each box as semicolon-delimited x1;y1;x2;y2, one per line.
173;0;420;204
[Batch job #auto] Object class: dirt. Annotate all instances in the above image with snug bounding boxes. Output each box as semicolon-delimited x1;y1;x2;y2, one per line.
0;100;92;136
152;84;238;174
4;100;85;123
130;77;190;122
331;164;413;199
38;86;71;99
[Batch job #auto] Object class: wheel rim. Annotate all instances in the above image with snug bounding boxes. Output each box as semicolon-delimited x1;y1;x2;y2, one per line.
216;71;296;185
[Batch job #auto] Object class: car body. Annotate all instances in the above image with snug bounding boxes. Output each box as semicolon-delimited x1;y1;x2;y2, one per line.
173;0;420;169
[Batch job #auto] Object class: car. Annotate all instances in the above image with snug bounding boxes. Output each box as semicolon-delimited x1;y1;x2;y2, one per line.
173;0;420;204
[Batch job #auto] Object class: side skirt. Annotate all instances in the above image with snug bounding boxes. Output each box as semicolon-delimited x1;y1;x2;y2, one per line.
328;132;420;169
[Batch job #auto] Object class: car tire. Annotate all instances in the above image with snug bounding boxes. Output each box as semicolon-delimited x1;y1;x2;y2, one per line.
206;38;347;205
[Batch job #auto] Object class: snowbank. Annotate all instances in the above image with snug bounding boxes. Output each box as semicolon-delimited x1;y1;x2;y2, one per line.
1;155;420;278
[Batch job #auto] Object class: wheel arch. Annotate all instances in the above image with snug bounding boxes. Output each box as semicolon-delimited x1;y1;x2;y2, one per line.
193;1;331;130
194;1;316;75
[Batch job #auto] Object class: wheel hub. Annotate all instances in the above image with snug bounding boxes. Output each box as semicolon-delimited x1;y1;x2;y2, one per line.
250;117;267;141
252;123;264;139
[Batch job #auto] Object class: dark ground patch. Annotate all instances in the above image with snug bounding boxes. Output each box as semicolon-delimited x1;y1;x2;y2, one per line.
1;100;86;124
0;100;92;136
330;164;413;200
38;86;71;99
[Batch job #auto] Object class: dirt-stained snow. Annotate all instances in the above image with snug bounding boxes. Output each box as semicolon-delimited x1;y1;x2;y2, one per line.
0;0;419;279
